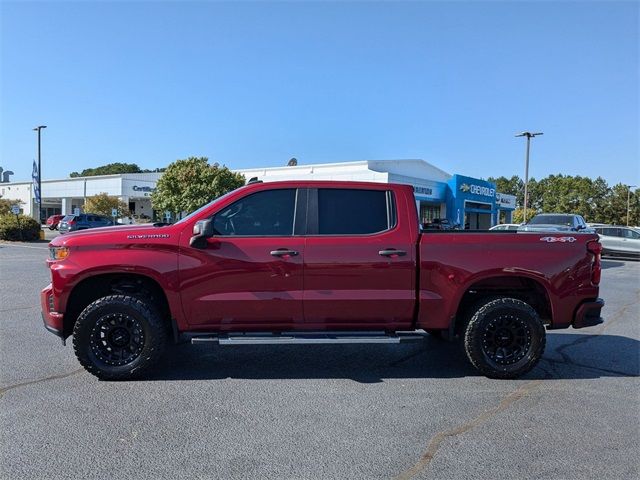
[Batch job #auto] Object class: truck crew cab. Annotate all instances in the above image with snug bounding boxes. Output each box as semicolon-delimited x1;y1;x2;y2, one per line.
42;181;604;380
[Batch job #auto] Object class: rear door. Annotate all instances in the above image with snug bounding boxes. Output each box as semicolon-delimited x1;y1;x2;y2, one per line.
179;187;305;330
620;228;640;253
302;186;415;330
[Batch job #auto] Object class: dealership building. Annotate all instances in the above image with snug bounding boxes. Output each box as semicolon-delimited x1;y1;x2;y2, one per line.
1;173;162;220
1;159;516;228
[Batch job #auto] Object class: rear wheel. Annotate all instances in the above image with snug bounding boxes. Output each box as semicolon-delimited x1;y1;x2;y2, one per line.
463;297;545;379
73;295;166;380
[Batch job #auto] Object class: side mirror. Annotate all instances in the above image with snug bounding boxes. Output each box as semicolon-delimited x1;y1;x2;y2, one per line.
190;219;214;248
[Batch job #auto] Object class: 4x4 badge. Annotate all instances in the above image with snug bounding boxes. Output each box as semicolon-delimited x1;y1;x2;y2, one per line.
540;236;576;243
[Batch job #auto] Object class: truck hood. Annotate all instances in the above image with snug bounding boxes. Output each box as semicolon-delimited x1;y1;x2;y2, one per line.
50;224;177;247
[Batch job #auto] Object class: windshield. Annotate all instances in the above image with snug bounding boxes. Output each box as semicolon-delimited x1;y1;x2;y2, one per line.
528;215;572;226
173;189;241;226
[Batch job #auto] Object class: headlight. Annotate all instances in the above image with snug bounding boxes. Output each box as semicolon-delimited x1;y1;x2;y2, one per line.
49;246;70;261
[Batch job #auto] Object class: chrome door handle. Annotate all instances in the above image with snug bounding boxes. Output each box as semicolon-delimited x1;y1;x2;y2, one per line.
379;249;406;257
270;249;299;257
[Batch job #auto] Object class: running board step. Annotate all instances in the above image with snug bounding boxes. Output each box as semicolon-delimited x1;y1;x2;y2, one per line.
191;330;428;346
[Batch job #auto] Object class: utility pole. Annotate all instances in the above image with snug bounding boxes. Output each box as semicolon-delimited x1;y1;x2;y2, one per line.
33;125;47;222
515;131;543;223
627;185;637;227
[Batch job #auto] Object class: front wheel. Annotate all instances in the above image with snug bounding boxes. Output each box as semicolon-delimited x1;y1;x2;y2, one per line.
73;295;167;380
463;297;545;379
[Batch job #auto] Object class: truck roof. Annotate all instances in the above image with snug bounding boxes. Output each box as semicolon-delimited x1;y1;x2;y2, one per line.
243;180;414;190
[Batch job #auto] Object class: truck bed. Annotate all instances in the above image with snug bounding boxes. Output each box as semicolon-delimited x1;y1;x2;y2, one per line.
417;231;600;331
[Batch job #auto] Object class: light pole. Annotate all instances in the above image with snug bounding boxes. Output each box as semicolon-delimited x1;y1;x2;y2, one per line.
515;131;543;223
33;125;47;222
627;185;637;227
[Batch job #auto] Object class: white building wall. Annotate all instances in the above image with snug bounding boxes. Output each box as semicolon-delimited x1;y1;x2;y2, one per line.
0;183;32;215
235;160;452;187
235;161;390;183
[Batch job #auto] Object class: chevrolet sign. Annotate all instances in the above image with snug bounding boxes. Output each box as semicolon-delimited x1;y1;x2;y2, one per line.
459;183;495;198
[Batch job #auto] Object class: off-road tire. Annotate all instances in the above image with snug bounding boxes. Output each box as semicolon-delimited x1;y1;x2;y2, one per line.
463;297;545;379
73;295;166;380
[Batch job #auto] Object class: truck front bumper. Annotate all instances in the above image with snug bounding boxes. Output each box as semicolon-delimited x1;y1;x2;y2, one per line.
41;283;65;339
572;298;605;329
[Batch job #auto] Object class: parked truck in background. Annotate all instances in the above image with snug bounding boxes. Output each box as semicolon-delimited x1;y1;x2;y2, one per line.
42;181;604;380
519;213;594;233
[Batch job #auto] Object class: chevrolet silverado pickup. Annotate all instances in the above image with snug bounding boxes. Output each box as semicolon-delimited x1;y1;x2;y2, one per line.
42;181;605;380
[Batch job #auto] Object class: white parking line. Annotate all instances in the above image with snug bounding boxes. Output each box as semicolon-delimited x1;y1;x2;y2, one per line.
0;242;49;250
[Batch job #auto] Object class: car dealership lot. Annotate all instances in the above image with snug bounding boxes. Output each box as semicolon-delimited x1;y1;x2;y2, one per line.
0;243;638;480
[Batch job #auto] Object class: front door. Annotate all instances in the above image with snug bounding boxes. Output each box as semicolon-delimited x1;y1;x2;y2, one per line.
179;188;304;331
303;187;415;331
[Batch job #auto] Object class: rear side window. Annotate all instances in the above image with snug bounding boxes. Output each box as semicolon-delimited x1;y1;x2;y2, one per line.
529;215;572;226
602;228;619;237
213;189;296;236
317;188;392;235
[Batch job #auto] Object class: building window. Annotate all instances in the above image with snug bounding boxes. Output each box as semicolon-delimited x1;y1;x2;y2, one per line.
420;203;440;224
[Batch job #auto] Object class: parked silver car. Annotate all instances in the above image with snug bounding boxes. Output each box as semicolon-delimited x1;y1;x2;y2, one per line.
594;226;640;258
489;223;521;231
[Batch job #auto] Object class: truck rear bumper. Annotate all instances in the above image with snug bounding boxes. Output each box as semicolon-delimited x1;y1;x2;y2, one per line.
41;283;64;339
572;298;605;329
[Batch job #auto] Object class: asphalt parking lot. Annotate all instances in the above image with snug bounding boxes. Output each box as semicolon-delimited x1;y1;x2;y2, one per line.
0;240;638;480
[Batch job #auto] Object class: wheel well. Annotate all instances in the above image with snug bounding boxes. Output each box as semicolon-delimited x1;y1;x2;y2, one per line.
453;276;552;335
63;273;171;338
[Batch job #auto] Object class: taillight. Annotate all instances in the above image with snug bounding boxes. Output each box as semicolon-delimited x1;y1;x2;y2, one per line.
587;240;602;285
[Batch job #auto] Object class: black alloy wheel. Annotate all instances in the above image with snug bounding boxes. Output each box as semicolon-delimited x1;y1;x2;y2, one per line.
73;295;166;380
90;312;146;367
481;313;532;366
463;297;545;379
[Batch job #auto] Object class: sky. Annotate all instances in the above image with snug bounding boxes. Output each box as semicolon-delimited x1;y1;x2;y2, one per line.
1;1;638;187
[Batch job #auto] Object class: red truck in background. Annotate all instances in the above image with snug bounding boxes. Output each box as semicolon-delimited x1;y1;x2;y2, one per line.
42;181;604;380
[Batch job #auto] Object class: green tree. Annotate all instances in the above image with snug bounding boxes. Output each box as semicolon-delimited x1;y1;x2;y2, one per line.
84;193;130;217
512;208;537;224
0;198;24;215
70;162;144;177
151;157;245;216
589;177;610;224
533;174;600;221
602;184;639;226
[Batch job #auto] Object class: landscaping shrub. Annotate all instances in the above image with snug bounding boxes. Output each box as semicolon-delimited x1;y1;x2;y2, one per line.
0;214;41;241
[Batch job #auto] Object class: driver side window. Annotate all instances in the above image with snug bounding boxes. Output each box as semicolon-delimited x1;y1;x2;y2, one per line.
212;189;296;236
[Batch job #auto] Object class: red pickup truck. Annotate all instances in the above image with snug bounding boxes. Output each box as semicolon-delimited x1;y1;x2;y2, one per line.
42;181;604;380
